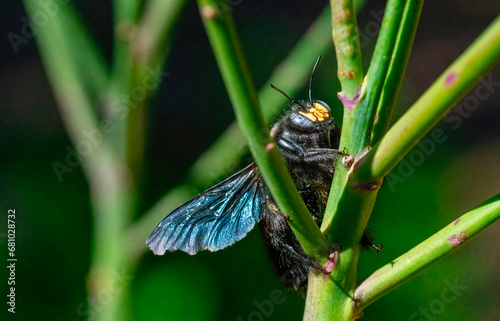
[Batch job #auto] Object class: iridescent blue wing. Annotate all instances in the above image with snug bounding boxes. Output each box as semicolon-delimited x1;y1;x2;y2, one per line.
146;163;265;255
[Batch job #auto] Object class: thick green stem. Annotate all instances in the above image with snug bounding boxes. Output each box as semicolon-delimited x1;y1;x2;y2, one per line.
355;15;500;182
305;273;357;321
306;0;369;317
355;193;500;311
309;176;380;320
308;2;424;319
197;0;331;262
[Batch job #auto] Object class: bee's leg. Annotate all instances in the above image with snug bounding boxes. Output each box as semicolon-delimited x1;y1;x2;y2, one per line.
261;209;335;272
276;137;304;157
303;148;342;163
260;207;323;269
259;209;318;293
361;231;383;252
276;240;342;275
280;243;324;270
264;215;321;268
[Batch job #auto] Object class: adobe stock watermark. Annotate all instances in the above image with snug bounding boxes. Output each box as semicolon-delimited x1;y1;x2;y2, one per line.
236;289;287;321
7;0;71;54
236;269;300;321
386;74;500;192
76;268;135;321
408;278;467;321
51;65;168;182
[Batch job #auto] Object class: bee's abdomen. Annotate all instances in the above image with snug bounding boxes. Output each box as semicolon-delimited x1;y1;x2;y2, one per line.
258;172;332;294
258;197;311;294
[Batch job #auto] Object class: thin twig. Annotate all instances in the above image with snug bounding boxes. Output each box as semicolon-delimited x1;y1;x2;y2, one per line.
370;0;424;145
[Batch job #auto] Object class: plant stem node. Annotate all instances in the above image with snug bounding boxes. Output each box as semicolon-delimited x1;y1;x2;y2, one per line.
200;5;217;20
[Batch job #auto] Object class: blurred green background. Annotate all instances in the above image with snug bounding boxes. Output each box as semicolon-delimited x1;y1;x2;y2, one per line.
1;1;500;320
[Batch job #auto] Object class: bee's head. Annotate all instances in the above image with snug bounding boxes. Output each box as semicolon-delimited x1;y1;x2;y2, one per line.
271;56;336;133
287;100;334;132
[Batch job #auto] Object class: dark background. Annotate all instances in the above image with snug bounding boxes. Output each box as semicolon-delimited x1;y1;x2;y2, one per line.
1;1;500;320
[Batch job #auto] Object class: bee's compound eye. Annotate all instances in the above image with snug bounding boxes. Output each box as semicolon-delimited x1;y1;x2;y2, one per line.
288;112;315;131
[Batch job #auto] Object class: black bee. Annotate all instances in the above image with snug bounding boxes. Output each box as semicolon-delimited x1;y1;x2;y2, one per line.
147;57;377;293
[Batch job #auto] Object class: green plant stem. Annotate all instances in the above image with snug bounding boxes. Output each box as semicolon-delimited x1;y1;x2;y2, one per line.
126;0;189;203
307;175;380;320
87;160;132;321
355;15;500;182
132;0;189;67
197;0;331;262
23;2;132;321
109;0;142;100
343;0;407;156
355;193;500;311
107;0;142;158
22;0;104;184
330;0;364;100
370;0;423;145
304;0;370;320
307;2;424;319
55;2;109;101
23;0;108;106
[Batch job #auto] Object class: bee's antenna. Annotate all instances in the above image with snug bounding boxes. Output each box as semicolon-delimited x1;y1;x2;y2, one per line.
309;56;321;105
270;84;305;108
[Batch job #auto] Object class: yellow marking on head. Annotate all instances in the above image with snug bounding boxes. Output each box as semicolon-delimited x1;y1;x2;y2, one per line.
299;111;317;121
312;110;328;120
299;103;330;122
304;103;329;122
313;103;328;113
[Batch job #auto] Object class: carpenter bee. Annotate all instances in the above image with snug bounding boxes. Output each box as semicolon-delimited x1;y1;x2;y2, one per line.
147;57;377;293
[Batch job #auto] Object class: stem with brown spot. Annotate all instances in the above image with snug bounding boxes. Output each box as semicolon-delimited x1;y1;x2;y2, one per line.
354;15;500;183
355;193;500;311
330;0;364;100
